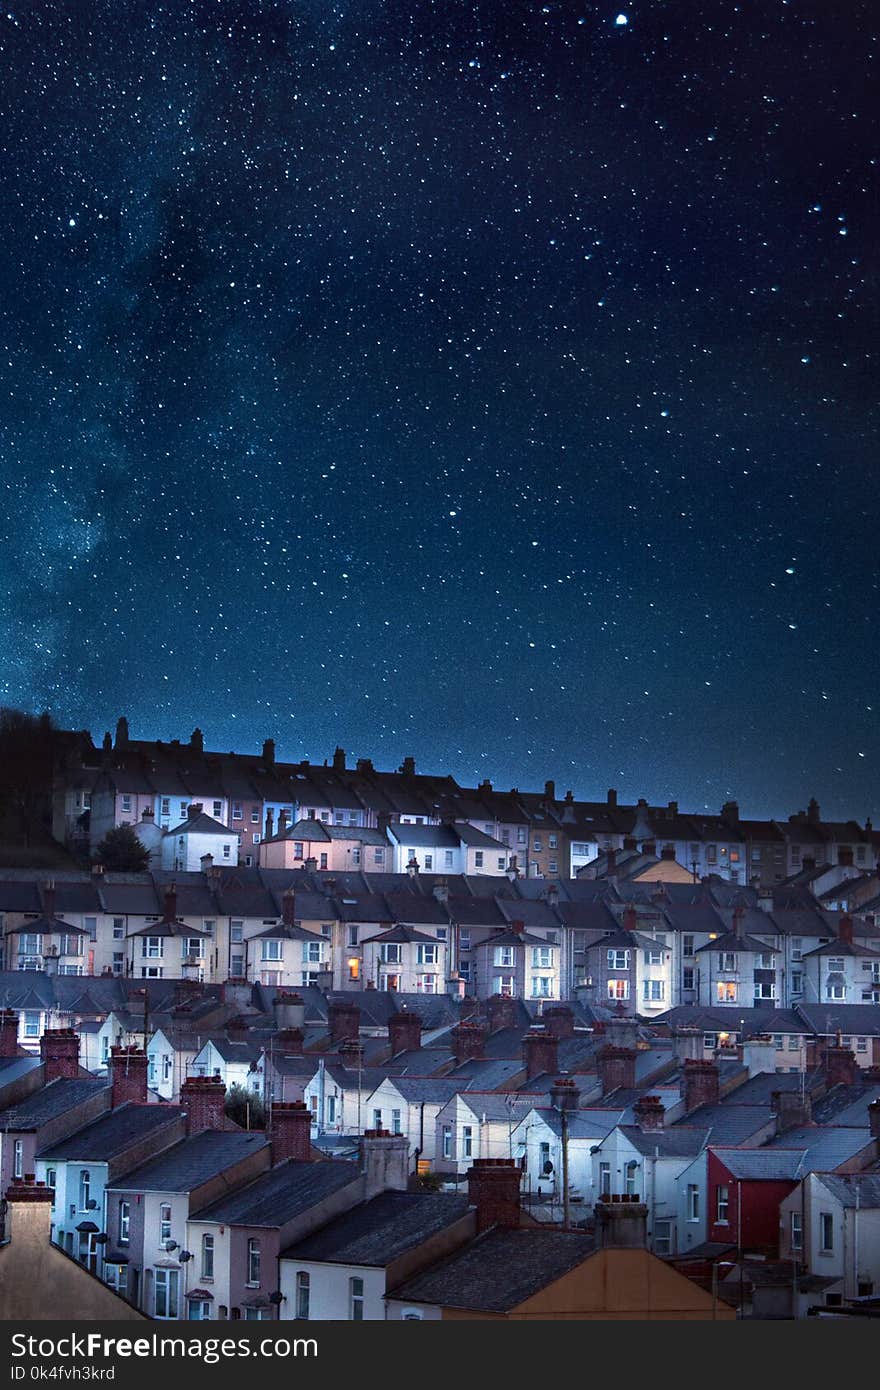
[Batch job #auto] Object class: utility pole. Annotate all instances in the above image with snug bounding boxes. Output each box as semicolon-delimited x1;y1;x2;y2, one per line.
560;1105;571;1232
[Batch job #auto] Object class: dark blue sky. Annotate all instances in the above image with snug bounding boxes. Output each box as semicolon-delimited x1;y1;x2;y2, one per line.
1;1;876;818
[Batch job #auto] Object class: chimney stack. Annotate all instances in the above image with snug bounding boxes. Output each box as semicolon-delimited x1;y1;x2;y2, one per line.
542;1005;575;1039
772;1089;812;1134
633;1095;665;1132
544;780;556;802
180;1075;229;1134
597;1045;637;1094
838;914;854;945
273;991;306;1032
743;1036;777;1077
594;1194;649;1249
0;1009;19;1058
682;1058;720;1112
485;995;517;1033
821;1041;858;1088
270;1101;312;1163
39;1029;80;1082
328;1000;361;1046
332;747;346;771
162;883;178;924
467;1159;522;1233
732;904;746;939
262;738;275;766
388;1010;422;1057
550;1077;580;1112
339;1039;365;1071
522;1030;560;1081
450;1021;487;1065
604;1012;639;1050
672;1027;703;1064
361;1130;410;1197
868;1099;880;1142
109;1045;149;1107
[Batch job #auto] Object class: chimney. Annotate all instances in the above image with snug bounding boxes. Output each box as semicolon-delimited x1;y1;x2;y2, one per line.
262;738;275;766
683;1058;720;1112
545;883;560;907
4;1174;55;1250
109;1045;149;1107
544;779;556;802
606;848;617;871
721;800;739;826
388;1010;422;1056
772;1089;812;1134
542;1005;575;1039
162;883;178;924
821;1042;858;1088
467;1159;522;1233
304;856;318;872
328;1000;361;1045
808;798;821;826
400;756;416;777
39;1029;80;1082
42;881;57;922
523;1030;560;1081
190;728;204;753
604;1011;639;1050
672;1027;703;1063
597;1045;637;1094
281;889;297;928
0;1009;19;1058
485;995;517;1033
743;1036;777;1077
622;904;638;934
595;1195;649;1249
868;1099;880;1142
276;1028;304;1055
200;853;214;874
222;978;253;1009
273;991;306;1032
607;789;618;808
115;716;129;750
270;1101;312;1163
187;803;202;821
141;807;155;823
633;1095;666;1132
339;1039;365;1071
432;878;449;904
450;1021;487;1064
226;1016;250;1042
264;809;275;840
277;809;289;833
361;1130;410;1197
180;1075;228;1134
332;746;346;771
550;1077;580;1112
732;904;746;939
660;846;676;861
838;914;854;945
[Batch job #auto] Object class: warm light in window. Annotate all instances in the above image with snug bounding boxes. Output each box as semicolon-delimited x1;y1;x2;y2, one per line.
348;957;360;981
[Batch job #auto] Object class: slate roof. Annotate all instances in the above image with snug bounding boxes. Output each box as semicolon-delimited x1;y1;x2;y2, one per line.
165;812;238;838
361;923;440;945
765;1125;873;1168
376;1077;468;1105
194;1157;359;1225
710;1147;807;1181
816;1175;880;1208
617;1126;709;1158
672;1104;773;1145
389;1227;597;1311
0;1078;110;1130
38;1103;185;1162
109;1130;270;1192
282;1191;471;1265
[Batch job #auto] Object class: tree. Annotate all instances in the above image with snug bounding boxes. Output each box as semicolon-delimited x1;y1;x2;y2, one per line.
225;1083;265;1130
93;824;150;872
0;707;58;847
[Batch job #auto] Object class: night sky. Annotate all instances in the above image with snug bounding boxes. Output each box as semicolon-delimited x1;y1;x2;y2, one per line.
1;1;876;818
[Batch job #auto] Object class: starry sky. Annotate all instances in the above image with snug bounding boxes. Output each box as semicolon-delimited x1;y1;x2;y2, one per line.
1;1;876;819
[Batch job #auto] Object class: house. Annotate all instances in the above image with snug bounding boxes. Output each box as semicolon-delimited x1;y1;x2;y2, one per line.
279;1191;473;1320
0;1175;147;1321
779;1168;880;1308
434;1091;540;1176
362;1076;465;1165
161;804;240;872
189;1035;264;1094
4;881;91;975
695;904;781;1009
386;1165;734;1319
0;1074;111;1198
471;921;560;1002
360;923;447;995
126;884;214;983
258;818;388;874
801;914;880;1007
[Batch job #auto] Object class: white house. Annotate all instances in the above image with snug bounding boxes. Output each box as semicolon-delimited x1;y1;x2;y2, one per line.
160;805;240;872
362;1077;464;1165
779;1172;880;1307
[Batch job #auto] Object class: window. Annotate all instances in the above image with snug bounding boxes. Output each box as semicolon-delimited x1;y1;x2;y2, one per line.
417;943;438;965
349;1277;364;1321
791;938;803;961
247;1238;261;1286
820;1212;834;1253
653;1219;672;1256
532;946;553;968
790;1211;802;1251
231;922;244;944
302;940;324;963
141;966;164;979
79;1170;91;1211
517;828;527;845
105;1264;129;1297
442;1125;452;1159
607;949;630;970
531;976;552;998
143;937;163;959
716;1186;730;1224
607;979;629;1000
444;851;454;868
160;1203;172;1248
112;918;125;940
494;946;514;967
826;981;846;1001
718;952;736;972
13;1140;23;1179
119;1201;130;1244
643;948;663;966
160;798;170;818
682;935;695;958
121;794;132;813
716;982;737;1002
261;940;283;961
791;971;804;995
474;852;484;869
493;976;515;997
548;834;558;850
232;803;243;820
295;1272;310;1320
373;848;385;864
687;1185;700;1222
826;957;845;973
154;1269;179;1320
757;952;775;969
533;838;542;852
381;943;402;964
424;854;433;870
201;1233;214;1279
599;1161;611;1196
706;845;717;864
643;980;664;1001
23;1011;40;1037
19;934;42;957
186;937;204;960
683;966;695;991
416;974;438;994
462;1125;473;1158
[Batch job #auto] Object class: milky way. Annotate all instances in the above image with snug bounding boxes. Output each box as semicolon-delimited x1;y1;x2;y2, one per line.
0;1;876;817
